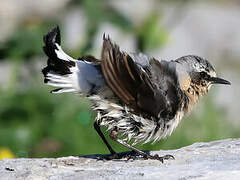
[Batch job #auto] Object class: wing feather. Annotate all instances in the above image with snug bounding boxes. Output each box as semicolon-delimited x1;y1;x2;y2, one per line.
101;36;182;119
101;37;136;105
101;36;160;116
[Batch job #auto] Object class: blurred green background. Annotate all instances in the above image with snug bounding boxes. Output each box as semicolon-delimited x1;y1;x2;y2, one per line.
0;0;239;159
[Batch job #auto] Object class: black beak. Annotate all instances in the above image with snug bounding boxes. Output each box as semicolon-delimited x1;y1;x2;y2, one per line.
210;77;231;85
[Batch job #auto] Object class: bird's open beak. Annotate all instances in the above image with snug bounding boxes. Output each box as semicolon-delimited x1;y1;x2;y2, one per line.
210;77;231;85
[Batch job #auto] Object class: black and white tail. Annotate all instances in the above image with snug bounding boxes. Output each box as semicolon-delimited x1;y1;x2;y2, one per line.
42;26;104;94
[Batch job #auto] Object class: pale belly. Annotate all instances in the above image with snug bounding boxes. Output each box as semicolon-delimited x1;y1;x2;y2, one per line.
89;93;185;145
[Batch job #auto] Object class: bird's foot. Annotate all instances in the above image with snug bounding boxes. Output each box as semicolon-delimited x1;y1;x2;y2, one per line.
97;151;141;161
146;154;175;163
96;151;174;162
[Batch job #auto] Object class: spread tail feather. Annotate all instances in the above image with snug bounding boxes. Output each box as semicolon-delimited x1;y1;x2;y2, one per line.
42;26;104;95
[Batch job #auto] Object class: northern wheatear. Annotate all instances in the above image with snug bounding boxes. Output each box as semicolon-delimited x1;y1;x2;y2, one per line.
42;27;230;161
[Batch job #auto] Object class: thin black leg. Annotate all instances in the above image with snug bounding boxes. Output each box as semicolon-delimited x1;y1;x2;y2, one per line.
93;121;116;155
110;130;175;162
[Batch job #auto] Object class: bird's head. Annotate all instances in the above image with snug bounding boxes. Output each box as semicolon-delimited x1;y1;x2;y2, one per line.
174;55;230;97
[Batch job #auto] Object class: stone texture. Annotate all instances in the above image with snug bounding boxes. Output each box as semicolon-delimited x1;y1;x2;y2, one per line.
1;138;240;180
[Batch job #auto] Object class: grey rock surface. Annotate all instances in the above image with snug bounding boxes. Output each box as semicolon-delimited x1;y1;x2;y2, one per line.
1;138;240;180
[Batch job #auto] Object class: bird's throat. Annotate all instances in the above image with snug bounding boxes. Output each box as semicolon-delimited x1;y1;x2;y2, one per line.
183;83;208;114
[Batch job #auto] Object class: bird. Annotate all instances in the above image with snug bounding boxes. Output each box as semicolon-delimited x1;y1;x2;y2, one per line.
42;26;231;161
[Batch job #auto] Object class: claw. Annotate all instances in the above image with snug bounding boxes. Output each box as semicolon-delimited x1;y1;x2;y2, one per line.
147;154;175;162
162;154;175;160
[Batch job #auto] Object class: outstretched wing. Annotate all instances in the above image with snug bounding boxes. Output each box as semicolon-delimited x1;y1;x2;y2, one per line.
101;36;180;119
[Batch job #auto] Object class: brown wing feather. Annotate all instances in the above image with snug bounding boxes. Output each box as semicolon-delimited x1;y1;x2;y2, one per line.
101;36;183;120
101;37;135;105
101;36;155;112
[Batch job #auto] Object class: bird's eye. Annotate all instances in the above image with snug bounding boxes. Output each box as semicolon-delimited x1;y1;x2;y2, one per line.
200;72;207;77
200;71;210;80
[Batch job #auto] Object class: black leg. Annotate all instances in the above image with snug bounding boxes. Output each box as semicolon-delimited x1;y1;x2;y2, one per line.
110;130;175;162
93;121;116;155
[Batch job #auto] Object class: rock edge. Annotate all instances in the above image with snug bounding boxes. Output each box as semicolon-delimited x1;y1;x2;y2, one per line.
1;138;240;180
